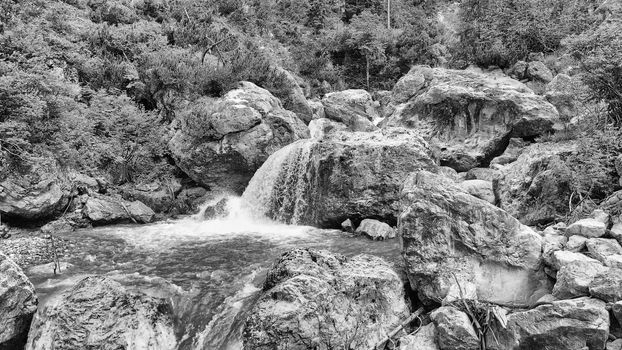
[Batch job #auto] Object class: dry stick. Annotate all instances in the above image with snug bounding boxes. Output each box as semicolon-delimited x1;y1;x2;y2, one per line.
372;307;424;350
120;202;138;224
451;273;485;350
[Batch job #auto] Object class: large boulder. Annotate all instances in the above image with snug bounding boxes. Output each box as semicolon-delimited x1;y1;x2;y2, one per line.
384;66;560;172
83;196;155;224
590;268;622;302
242;127;438;227
552;260;608;299
271;66;313;123
487;297;609;350
399;171;544;304
355;218;396;240
0;253;38;349
545;74;582;120
169;81;309;193
495;141;577;225
321;89;379;131
243;248;410;350
26;276;177;350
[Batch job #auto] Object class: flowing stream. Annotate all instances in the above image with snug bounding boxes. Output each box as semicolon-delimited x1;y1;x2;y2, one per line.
26;196;400;350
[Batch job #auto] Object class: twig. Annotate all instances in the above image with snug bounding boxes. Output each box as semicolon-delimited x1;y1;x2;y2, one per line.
120;202;138;224
371;307;424;350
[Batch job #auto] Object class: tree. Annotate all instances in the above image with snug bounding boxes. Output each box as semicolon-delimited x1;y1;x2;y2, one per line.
347;11;389;89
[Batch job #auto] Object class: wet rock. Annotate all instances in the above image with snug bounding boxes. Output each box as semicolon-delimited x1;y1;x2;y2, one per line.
586;238;622;264
26;276;177;350
552;260;608;299
123;180;181;213
243;128;437;227
487;297;609;350
430;307;479;350
567;219;607;238
355;219;396;240
202;198;229;220
83;196;155;224
399;323;439;350
527;61;554;83
567;235;589;252
321;89;379;131
458;179;495;204
400;171;543;304
169;81;309;193
590;268;622;302
0;252;38;349
384;66;559;172
244;248;409;350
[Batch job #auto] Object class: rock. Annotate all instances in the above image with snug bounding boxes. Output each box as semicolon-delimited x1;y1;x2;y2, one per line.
487;297;609;350
438;166;460;181
542;234;568;266
590;268;622;302
321;89;379;131
308;118;348;139
169;81;309;193
355;219;396;240
384;66;559;172
40;218;75;234
464;167;501;182
430;307;479;350
272;66;313;123
552;260;608;299
308;99;325;119
613;301;622;326
83;196;155;224
490;138;530;166
242;127;438;227
552;251;601;270
545;74;582;120
0;158;68;221
601;191;622;220
527;61;554;83
26;276;177;350
123;180;181;213
608;339;622;350
508;60;528;80
567;219;607;238
373;90;394;119
458;179;495;204
202;197;229;220
567;235;589;252
399;323;439;350
243;249;410;350
495;141;577;225
592;209;611;225
586;238;622;263
0;252;38;349
341;219;354;233
605;255;622;269
400;171;544;304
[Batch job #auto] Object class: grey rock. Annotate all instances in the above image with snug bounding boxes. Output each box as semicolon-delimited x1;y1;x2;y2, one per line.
567;219;607;238
83;196;155;224
586;238;622;264
399;323;439;350
355;219;396;240
590;268;622;302
430;307;479;350
567;235;589;252
552;260;608;299
458;179;495;204
527;61;554;82
322;89;379;131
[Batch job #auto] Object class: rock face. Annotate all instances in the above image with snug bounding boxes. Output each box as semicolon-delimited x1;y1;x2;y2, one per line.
399;171;543;304
169;81;309;193
83;196;155;224
321;89;379;131
243;249;410;350
495;141;577;225
242;127;437;227
0;158;68;221
487;297;609;350
355;219;396;240
0;253;38;349
384;66;559;171
26;276;177;350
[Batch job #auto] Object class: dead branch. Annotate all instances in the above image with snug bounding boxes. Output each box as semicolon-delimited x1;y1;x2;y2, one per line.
372;307;424;350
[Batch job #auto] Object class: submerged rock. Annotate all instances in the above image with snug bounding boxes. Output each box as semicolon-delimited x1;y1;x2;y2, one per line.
243;248;409;350
169;81;309;193
26;276;177;350
0;252;38;349
384;66;559;172
242;127;437;227
399;171;544;304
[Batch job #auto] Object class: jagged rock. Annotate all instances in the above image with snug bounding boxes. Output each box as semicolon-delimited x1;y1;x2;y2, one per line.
464;167;501;181
490;138;530;166
384;66;559;172
586;238;622;263
605;255;622;269
458;179;495;204
400;171;543;304
321;89;379;131
545;74;582;120
508;60;528;80
242;128;438;227
243;249;409;350
567;219;607;238
272;66;313;123
169;81;309;193
355;219;396;240
527;61;554;83
495;141;577;225
567;235;589;252
552;260;608;299
590;268;622;302
542;234;568;266
487;297;609;350
552;251;601;270
430;307;479;350
83;196;155;224
0;252;38;349
592;209;611;225
26;276;177;350
202;198;229;220
341;219;354;233
308;118;348;139
399;323;439;350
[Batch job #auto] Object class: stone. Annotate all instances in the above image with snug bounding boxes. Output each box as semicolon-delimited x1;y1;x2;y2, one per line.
243;249;409;350
608;339;622;350
567;235;589;252
83;196;155;224
242;128;438;228
464;168;501;182
271;66;313;123
487;297;609;350
490;138;530;166
400;171;544;304
508;60;528;80
26;276;177;350
40;218;75;234
605;255;622;269
542;234;568;266
169;81;309;193
399;323;439;350
527;61;554;82
567;219;607;238
552;260;608;299
384;66;559;172
355;219;396;240
613;301;622;327
321;89;379;131
545;74;582;120
552;251;601;270
430;307;479;350
308;99;325;119
202;197;229;220
586;238;622;264
590;268;622;302
123;180;181;213
0;252;38;349
308;118;348;139
458;179;495;204
592;209;611;225
341;219;354;233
